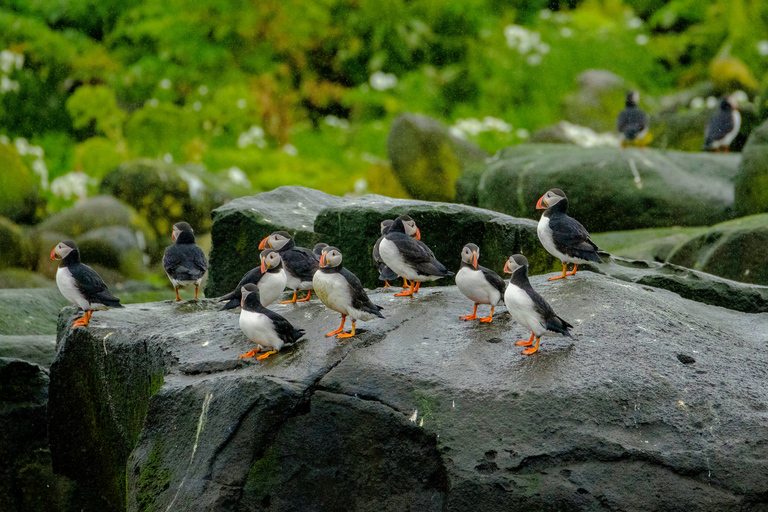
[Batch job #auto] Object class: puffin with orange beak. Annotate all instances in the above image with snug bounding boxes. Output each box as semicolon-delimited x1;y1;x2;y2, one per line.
51;240;123;328
455;243;506;323
313;246;384;339
162;222;208;301
258;231;319;304
503;254;572;355
536;188;602;280
372;219;421;288
703;96;741;153
218;249;287;310
237;284;305;360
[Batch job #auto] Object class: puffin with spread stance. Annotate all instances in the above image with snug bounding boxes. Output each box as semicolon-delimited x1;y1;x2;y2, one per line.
503;254;572;355
259;231;319;304
704;96;741;152
378;215;453;297
51;240;123;328
218;249;287;310
162;222;208;301
536;188;602;280
313;246;384;338
455;243;506;323
237;284;305;360
616;91;649;148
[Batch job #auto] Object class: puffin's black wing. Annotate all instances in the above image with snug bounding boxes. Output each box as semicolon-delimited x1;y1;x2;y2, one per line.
378;263;399;281
479;265;506;296
548;214;602;263
523;282;572;337
282;247;319;281
341;268;384;318
218;267;265;310
163;244;208;281
71;263;122;307
372;236;384;264
616;107;648;140
387;233;453;277
704;112;734;148
261;308;306;344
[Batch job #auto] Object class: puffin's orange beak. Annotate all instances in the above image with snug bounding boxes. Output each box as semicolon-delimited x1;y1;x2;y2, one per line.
50;247;59;260
319;254;326;268
172;232;177;242
472;251;478;269
536;196;547;209
258;236;269;250
503;261;511;273
260;258;267;273
415;227;421;240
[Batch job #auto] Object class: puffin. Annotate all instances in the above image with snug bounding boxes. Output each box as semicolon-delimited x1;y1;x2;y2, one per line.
503;254;572;355
313;243;329;256
51;240;123;328
162;222;208;301
218;249;287;310
378;215;453;297
237;284;305;360
372;219;398;287
259;231;319;304
703;96;741;152
455;243;506;323
313;246;384;338
616;91;649;148
536;188;602;280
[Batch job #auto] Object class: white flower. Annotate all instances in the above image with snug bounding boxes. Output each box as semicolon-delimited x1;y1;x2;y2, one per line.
27;145;44;158
560;121;621;148
282;144;298;156
202;120;212;131
455;118;484;136
198;85;209;96
505;25;546;58
163;153;173;163
537;43;551;55
758;41;768;56
147;98;159;107
706;96;718;109
554;13;570;23
560;27;573;38
731;90;748;103
0;135;8;145
192;101;202;111
539;9;552;19
448;126;467;140
324;115;349;129
690;97;704;109
13;138;29;155
14;53;23;70
51;172;95;200
527;54;543;66
32;159;49;190
0;50;15;74
627;17;642;29
483;116;512;132
635;34;649;46
0;75;19;93
237;126;266;148
353;178;368;195
227;167;251;187
159;78;172;89
177;169;206;200
237;98;247;109
516;128;530;139
369;71;398;91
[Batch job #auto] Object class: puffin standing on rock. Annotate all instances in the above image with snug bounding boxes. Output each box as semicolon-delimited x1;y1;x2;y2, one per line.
218;249;287;310
536;188;602;280
503;254;572;355
313;246;384;338
237;284;305;360
51;241;123;328
372;219;399;287
259;231;319;304
704;96;741;153
616;91;649;148
378;215;453;297
455;243;506;323
163;222;208;301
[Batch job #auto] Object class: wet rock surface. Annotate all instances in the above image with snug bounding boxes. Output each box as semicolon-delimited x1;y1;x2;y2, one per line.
48;273;768;511
734;118;768;217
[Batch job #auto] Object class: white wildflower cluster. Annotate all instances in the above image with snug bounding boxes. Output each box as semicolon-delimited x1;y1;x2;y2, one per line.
731;90;748;103
449;117;513;140
237;98;247;109
159;78;172;90
690;97;704;109
504;25;549;66
0;50;23;94
325;115;350;130
282;144;298;156
758;41;768;57
635;34;649;46
706;96;718;109
51;172;96;200
559;121;621;148
177;169;206;200
237;126;266;148
8;137;49;189
227;166;251;187
369;71;398;91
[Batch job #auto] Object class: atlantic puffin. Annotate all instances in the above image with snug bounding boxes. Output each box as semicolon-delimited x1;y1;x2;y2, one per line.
455;243;506;323
162;222;208;301
51;241;123;328
503;254;572;355
237;284;305;360
373;219;422;288
616;91;649;148
218;249;287;310
313;243;329;256
536;188;602;280
704;96;741;152
259;231;319;303
313;246;384;338
378;215;453;296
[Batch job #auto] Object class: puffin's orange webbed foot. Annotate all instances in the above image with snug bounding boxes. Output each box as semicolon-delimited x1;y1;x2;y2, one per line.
521;337;540;355
395;281;416;297
175;286;182;301
460;304;478;321
336;322;356;339
565;264;579;276
238;349;261;359
384;280;391;288
548;263;568;281
479;307;495;323
256;350;277;360
296;290;312;302
515;333;535;347
280;291;299;304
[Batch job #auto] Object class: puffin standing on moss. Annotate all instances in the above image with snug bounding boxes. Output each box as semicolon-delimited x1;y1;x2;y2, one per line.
163;222;208;301
313;246;384;338
378;215;453;297
51;240;123;328
536;188;602;280
259;231;319;304
237;284;305;360
503;254;572;355
455;243;506;323
616;91;649;148
218;249;287;310
703;96;741;153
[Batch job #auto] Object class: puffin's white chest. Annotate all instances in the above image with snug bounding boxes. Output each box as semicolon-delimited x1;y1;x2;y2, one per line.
455;267;501;305
717;110;741;147
284;267;313;291
239;309;284;351
56;266;90;310
258;269;288;306
537;216;566;262
504;283;546;337
313;271;352;316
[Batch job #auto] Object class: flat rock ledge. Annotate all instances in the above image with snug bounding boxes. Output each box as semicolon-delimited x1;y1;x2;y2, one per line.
48;273;768;512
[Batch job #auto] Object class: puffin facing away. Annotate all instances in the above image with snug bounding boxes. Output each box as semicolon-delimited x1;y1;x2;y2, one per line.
163;222;208;301
536;188;602;280
313;246;384;338
259;231;319;304
455;243;506;323
378;215;453;297
704;97;741;152
238;284;305;360
51;241;123;328
503;254;572;355
616;91;649;148
218;249;287;310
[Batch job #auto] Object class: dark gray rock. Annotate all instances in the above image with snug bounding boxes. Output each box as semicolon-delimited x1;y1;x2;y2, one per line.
48;273;768;512
0;288;69;336
734;118;768;217
0;335;57;368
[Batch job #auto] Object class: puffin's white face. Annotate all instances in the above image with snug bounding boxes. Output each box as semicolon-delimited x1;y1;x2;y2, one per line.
632;91;640;104
50;242;74;261
320;247;343;268
261;251;281;270
402;219;418;237
503;255;526;274
461;245;479;268
536;189;566;209
267;233;290;250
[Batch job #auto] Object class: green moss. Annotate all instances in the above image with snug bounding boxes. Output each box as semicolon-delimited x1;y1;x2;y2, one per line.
0;144;39;223
243;447;281;504
136;442;172;512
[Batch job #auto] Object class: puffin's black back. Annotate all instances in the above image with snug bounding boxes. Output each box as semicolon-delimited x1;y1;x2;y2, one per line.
60;243;122;308
544;199;602;263
704;99;736;148
510;265;571;336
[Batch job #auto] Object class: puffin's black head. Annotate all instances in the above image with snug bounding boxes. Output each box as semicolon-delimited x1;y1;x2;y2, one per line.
260;249;282;273
313;243;328;256
390;215;421;239
720;97;736;112
461;243;480;269
319;246;343;269
625;91;639;107
259;231;293;251
172;222;195;243
50;240;79;264
536;188;568;212
380;219;394;235
503;254;528;275
241;283;262;309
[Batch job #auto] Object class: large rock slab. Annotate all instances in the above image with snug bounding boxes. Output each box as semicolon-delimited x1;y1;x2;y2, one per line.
734;118;768;217
48;273;768;511
0;288;69;336
473;144;739;232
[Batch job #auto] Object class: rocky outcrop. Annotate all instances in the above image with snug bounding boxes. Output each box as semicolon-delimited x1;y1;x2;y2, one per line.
734;118;768;217
48;272;768;511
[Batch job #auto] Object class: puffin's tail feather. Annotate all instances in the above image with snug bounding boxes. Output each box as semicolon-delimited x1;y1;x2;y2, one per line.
219;298;240;311
547;315;573;337
94;292;122;308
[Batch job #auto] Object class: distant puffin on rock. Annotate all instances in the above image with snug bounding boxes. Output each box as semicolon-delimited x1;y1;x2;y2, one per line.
616;91;649;148
455;243;506;323
162;222;208;301
237;284;305;360
703;96;741;153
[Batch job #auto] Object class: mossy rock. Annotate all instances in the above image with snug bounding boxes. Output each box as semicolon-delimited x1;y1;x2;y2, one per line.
0;269;54;289
591;226;710;263
734;118;768;217
0;335;56;368
386;113;488;202
650;103;759;152
0;217;36;270
0;143;40;224
0;288;70;336
474;144;738;232
76;226;148;280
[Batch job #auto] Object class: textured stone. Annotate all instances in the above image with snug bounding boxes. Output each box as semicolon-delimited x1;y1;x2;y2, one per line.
734;118;768;217
0;335;57;368
0;288;69;336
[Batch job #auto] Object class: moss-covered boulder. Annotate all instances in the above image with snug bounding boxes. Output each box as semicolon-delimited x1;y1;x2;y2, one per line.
0;217;35;270
0;336;57;368
0;143;40;224
734;118;768;217
76;226;147;280
473;144;738;232
0;269;54;289
0;288;69;336
386;113;488;202
591;226;709;263
650;103;759;152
